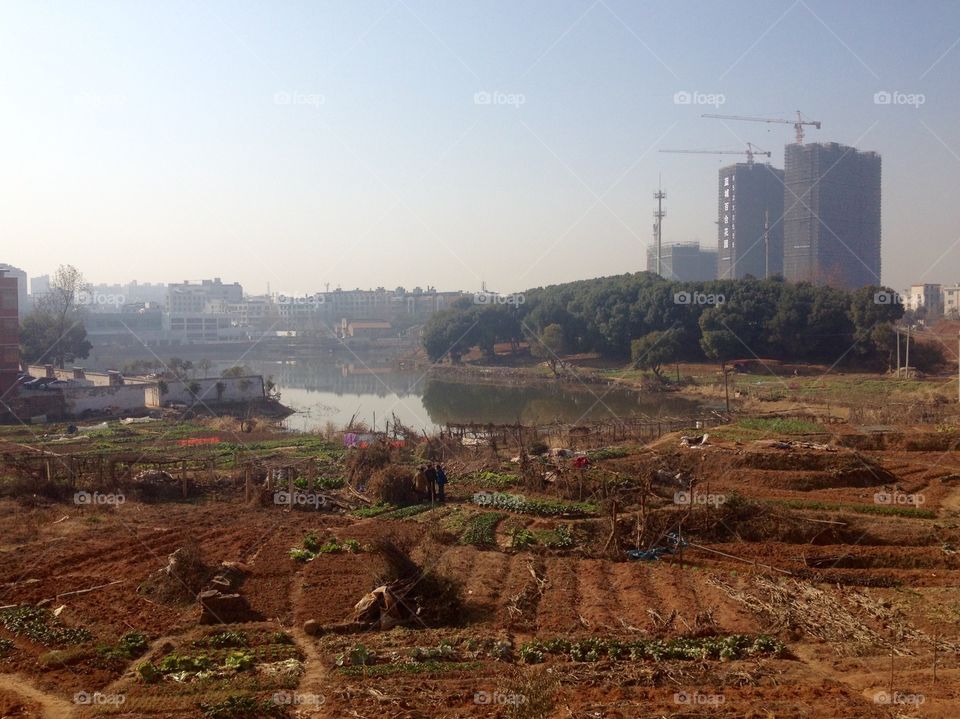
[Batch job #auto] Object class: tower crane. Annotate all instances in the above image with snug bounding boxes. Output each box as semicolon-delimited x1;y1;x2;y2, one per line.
700;110;821;144
659;142;771;166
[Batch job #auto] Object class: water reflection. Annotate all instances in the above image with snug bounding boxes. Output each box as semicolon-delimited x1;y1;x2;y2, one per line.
91;350;703;431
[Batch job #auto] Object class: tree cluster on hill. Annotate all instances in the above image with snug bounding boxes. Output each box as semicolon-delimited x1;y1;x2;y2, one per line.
422;273;940;372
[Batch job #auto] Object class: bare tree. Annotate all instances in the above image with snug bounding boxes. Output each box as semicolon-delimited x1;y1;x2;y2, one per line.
21;264;92;368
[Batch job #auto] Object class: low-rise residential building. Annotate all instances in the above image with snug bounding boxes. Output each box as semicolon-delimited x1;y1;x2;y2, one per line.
167;278;243;314
902;284;942;315
943;285;960;318
0;269;20;398
341;319;393;338
0;264;29;318
166;314;241;343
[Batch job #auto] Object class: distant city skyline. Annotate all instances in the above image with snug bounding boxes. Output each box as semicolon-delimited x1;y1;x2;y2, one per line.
2;1;960;293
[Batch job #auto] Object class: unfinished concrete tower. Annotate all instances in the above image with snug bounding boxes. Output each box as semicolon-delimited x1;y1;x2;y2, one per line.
783;142;881;290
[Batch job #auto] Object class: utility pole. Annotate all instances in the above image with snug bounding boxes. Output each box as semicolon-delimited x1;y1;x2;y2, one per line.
895;328;901;377
905;324;911;378
763;209;770;279
653;178;666;277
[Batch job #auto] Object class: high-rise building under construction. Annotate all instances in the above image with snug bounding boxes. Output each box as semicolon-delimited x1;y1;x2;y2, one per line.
782;142;881;290
717;163;784;279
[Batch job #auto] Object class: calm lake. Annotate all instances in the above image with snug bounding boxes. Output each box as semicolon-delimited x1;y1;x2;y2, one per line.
90;350;706;432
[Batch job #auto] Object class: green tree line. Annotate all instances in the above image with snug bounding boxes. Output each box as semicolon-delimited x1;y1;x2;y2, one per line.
422;273;940;371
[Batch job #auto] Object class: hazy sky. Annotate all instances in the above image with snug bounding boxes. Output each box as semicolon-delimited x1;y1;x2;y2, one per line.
1;0;959;295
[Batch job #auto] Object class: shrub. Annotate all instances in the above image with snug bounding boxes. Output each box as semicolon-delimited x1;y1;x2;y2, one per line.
511;527;536;549
289;548;314;563
118;631;149;657
345;443;392;486
367;466;417;505
302;533;320;553
137;661;161;683
529;441;549;456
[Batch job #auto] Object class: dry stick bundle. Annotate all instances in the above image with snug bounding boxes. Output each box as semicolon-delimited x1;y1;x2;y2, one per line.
709;575;916;655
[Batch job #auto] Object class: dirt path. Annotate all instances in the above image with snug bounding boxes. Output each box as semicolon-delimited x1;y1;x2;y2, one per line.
0;674;74;719
288;573;330;717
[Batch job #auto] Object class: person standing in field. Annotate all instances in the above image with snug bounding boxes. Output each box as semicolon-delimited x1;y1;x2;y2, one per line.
435;464;448;502
424;464;438;502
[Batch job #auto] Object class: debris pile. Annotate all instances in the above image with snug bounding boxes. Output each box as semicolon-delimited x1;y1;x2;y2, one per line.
139;544;211;604
304;539;462;636
198;562;259;624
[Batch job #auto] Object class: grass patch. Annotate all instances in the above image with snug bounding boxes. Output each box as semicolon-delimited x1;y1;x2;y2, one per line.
381;503;434;520
773;498;935;519
586;446;631;461
473;491;596;517
338;660;481;677
351;503;395;518
462;470;519;488
712;417;823;441
462;512;506;547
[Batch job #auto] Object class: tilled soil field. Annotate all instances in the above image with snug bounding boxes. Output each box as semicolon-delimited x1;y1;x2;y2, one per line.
1;422;959;718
